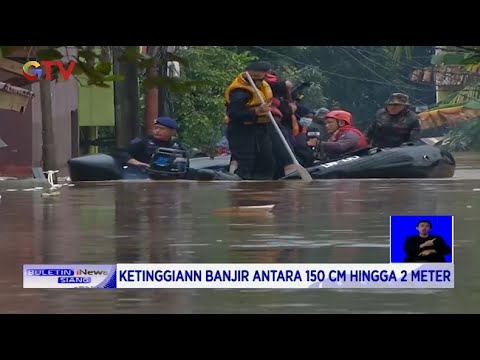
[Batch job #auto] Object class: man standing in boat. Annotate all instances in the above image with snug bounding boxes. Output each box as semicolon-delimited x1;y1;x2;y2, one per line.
366;93;421;148
224;61;296;180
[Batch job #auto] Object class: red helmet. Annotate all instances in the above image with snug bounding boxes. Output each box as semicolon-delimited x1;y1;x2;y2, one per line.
325;110;353;125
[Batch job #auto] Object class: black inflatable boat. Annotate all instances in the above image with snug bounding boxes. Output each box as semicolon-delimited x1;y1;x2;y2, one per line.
67;153;241;182
67;144;456;182
286;145;455;179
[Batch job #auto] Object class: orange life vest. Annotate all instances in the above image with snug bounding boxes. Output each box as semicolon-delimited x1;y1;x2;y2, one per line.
224;73;273;124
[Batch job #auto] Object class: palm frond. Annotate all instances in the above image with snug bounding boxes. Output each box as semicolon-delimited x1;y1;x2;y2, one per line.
450;83;480;105
385;46;413;61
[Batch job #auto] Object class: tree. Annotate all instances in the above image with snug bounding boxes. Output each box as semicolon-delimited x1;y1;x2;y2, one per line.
226;46;326;110
170;46;256;150
422;46;480;151
0;46;189;89
233;46;435;130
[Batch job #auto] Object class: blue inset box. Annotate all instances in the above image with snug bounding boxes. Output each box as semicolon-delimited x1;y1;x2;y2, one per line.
390;215;453;264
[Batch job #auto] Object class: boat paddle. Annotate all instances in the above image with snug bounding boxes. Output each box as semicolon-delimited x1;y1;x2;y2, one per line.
244;71;313;181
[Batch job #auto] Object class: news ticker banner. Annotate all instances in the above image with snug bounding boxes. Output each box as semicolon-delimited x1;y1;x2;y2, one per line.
23;263;454;289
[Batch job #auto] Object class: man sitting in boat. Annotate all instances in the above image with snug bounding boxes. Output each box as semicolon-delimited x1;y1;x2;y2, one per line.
316;110;369;160
366;93;421;148
126;116;186;169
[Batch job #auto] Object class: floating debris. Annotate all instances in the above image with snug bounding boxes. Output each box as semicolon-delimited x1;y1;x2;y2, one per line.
214;205;275;217
467;205;472;208
6;189;18;192
473;188;480;192
41;191;61;198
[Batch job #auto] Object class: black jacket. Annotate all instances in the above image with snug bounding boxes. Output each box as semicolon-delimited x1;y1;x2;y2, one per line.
226;89;257;124
404;234;452;263
127;137;185;164
366;108;421;148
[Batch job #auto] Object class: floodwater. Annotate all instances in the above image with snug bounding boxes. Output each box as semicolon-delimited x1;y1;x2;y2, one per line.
1;152;480;314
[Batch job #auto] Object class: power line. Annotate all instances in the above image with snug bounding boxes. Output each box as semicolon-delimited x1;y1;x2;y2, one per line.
352;46;480;78
351;46;432;74
253;45;433;93
346;47;433;105
253;46;407;86
252;45;480;107
339;47;406;86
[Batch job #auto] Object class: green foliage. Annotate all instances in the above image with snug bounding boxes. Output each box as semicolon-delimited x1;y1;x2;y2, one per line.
0;46;194;90
272;63;326;109
0;46;16;57
427;46;480;151
36;48;64;61
430;47;480;66
236;46;434;131
431;52;471;65
171;46;256;150
443;118;480;151
385;46;413;61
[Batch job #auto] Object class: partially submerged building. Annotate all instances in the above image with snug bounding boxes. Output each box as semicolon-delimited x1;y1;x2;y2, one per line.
0;46;114;179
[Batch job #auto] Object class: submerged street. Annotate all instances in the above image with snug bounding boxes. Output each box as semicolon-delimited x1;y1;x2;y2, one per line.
1;153;479;313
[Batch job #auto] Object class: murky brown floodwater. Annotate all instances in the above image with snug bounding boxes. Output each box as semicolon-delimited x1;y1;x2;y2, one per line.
1;152;480;313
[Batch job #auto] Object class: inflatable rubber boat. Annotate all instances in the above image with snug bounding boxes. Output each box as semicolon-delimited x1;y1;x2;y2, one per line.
286;144;456;180
67;144;456;182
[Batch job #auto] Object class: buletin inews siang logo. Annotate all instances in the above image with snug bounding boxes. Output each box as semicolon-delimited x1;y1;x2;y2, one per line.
23;265;116;288
25;268;109;276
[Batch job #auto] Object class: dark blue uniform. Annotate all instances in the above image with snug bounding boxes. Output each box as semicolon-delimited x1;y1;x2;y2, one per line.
127;137;185;164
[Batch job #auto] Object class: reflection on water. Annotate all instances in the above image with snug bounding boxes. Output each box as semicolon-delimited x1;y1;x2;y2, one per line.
1;153;480;313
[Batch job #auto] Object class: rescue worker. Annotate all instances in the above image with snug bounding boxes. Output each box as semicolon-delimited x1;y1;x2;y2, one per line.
126;116;186;169
366;93;421;148
316;110;369;160
265;74;299;178
292;105;318;167
296;105;316;134
312;107;330;133
224;61;296;180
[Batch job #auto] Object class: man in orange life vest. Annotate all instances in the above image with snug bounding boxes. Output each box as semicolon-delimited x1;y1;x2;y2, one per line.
224;61;296;180
314;110;369;160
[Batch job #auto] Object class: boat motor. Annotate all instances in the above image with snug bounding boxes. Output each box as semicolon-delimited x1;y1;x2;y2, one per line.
148;147;189;180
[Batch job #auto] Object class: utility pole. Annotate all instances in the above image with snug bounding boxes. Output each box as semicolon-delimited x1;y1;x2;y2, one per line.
40;76;56;170
113;46;140;149
434;46;441;104
158;46;175;117
158;63;168;116
145;46;159;133
158;46;167;117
